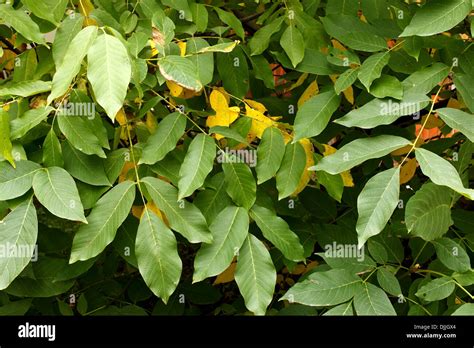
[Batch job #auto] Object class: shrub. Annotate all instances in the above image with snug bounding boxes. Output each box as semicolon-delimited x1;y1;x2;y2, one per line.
0;0;472;316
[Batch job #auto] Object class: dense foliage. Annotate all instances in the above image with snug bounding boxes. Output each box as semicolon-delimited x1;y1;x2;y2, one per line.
0;0;473;316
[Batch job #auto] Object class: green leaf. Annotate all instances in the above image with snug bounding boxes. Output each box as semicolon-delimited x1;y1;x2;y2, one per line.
323;301;354;316
316;170;344;202
222;162;256;210
353;283;396;315
198;41;239;54
178;134;216;200
431;238;471;273
10;106;53;140
184;38;214;86
0;160;41;200
321;15;387;52
209;126;249;144
437;108;474;142
194;173;233;224
415;147;474;200
159;55;202;92
256;127;285;184
416;277;455;302
377;268;402;296
139;113;186;165
293;90;340;141
33;167;86;223
250;205;304;261
190;3;208;32
358;52;390;91
0;109;14;167
193;206;249;282
142;177;212;244
326;0;359;15
0;4;46;44
57;115;106;158
250;16;285;56
42;130;63;167
356;168;400;248
48;26;98;104
403;36;423;61
21;0;67;25
0;196;37;290
70;181;136;263
0;299;32;315
453;73;474;113
312;135;411;174
335;92;430;128
403;63;450;95
214;8;245;41
405;183;454;241
235;234;276;315
400;0;471;37
275;141;307;200
62;141;111;186
0;81;51;98
281;269;362;306
370;75;403;100
334;68;359;95
5;277;74;298
280;25;305;68
216;45;249;99
136;207;182;304
452;303;474;315
53;14;84;66
87;33;132;121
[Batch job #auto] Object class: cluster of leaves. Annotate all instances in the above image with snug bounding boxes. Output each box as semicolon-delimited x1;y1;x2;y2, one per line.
0;0;473;316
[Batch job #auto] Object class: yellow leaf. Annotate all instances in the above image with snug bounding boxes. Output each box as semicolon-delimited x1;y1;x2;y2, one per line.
166;80;184;97
286;73;309;93
131;205;144;219
330;75;354;104
281;130;293;145
211;89;231;112
332;39;347;51
289;264;306;275
243;99;267;113
149;39;159;57
291;138;315;196
213;261;236;285
391;138;423;156
297;80;319;107
245;103;275;139
78;0;97;26
116;108;128;126
206;89;240;140
422;114;444;129
323;144;337;156
303;261;318;274
177;41;187;57
119;162;135;183
400;158;417;184
342;86;354;104
341;171;354;187
145;111;158;133
0;45;16;70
